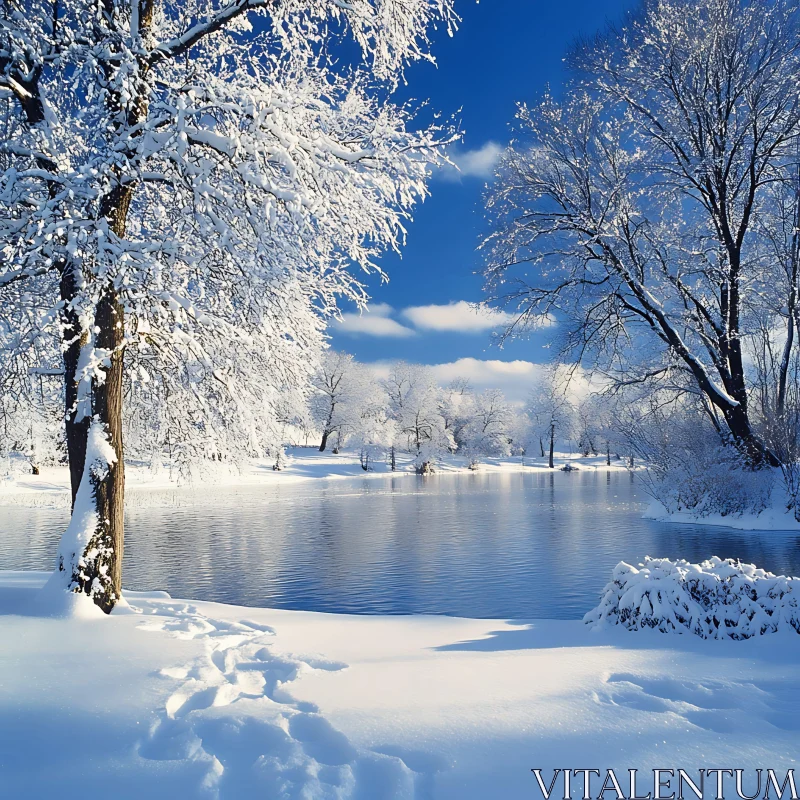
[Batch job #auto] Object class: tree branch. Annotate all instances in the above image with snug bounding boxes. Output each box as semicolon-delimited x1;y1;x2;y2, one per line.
148;0;277;65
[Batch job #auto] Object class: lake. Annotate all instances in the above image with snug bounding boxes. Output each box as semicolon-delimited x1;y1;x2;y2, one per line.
2;470;800;619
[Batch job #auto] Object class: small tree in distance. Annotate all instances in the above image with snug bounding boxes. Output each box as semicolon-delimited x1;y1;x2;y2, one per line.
527;368;576;469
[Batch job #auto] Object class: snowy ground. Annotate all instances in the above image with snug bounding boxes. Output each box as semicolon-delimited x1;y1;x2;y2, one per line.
0;447;630;507
2;571;799;799
645;498;800;532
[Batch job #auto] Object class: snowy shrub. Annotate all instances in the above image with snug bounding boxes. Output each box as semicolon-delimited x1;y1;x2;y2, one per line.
584;556;800;639
645;448;774;518
619;406;774;518
779;460;800;522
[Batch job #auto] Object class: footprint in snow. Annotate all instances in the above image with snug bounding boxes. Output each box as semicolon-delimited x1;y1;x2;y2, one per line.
130;597;434;799
597;672;800;735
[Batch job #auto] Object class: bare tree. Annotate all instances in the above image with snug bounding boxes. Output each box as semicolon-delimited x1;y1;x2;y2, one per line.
484;0;800;468
528;368;575;468
310;352;356;453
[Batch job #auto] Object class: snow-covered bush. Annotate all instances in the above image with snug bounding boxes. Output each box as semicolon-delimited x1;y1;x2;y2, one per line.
584;556;800;639
619;402;774;518
645;445;774;518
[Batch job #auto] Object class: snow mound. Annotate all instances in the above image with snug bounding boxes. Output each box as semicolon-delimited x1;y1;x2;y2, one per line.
584;556;800;639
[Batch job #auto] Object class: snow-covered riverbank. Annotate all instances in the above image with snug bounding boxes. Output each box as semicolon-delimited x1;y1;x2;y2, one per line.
1;570;799;799
0;448;630;508
645;498;800;532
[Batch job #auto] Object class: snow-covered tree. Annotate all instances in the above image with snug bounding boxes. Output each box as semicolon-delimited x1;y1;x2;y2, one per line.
349;378;397;471
309;351;357;453
573;397;601;457
0;0;457;611
438;377;472;453
0;372;64;474
527;368;575;468
384;362;453;471
458;388;514;468
484;0;800;469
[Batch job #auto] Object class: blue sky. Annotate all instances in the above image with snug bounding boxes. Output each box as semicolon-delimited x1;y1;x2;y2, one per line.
328;0;633;399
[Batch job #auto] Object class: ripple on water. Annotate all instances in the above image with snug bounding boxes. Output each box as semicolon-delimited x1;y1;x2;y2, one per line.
2;471;800;618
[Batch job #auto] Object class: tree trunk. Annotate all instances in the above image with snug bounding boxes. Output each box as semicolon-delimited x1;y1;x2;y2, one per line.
60;266;90;507
606;441;611;467
721;401;780;468
720;246;779;467
390;445;396;471
66;177;132;611
319;430;329;452
778;169;800;417
80;291;126;611
778;306;795;417
549;424;555;469
55;1;156;610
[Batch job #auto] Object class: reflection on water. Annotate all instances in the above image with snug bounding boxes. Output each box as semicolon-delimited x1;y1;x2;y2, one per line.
2;470;800;619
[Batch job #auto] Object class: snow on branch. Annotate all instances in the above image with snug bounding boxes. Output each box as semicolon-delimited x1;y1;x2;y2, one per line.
149;0;276;65
585;556;800;639
149;0;458;80
0;0;457;465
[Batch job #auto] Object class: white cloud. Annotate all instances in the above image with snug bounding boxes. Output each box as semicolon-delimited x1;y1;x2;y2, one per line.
402;300;555;335
334;303;416;338
429;358;546;402
366;357;546;403
437;141;503;182
402;301;513;332
333;298;555;341
365;357;599;405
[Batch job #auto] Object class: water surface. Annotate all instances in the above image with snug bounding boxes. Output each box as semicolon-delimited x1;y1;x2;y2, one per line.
2;470;800;618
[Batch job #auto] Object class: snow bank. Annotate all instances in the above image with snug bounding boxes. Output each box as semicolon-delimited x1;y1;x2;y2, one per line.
584;556;800;639
0;447;630;509
3;570;800;798
644;496;800;531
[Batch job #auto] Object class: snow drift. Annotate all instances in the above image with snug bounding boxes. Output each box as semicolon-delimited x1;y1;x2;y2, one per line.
584;556;800;639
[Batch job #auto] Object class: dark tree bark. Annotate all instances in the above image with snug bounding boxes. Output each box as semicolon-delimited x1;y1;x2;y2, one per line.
88;292;126;609
778;170;800;417
68;180;132;611
548;423;555;469
60;266;90;507
318;395;338;452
